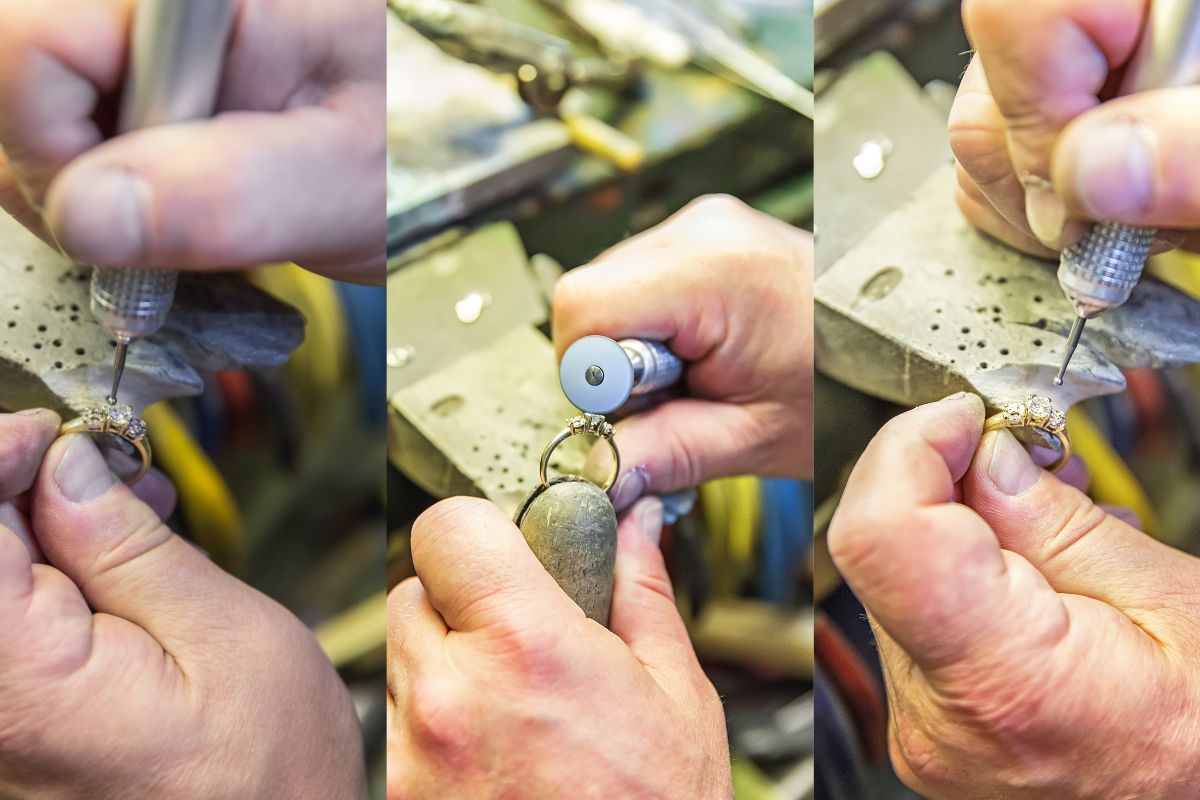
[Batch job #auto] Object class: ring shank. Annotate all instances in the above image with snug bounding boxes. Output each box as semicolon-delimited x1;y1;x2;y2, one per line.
983;412;1071;474
58;418;153;485
539;427;621;491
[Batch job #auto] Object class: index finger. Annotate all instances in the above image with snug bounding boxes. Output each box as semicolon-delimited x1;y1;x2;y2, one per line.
0;0;133;205
409;497;580;633
551;195;807;362
964;0;1145;183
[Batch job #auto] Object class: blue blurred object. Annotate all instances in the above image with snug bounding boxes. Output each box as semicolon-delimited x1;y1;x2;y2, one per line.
815;665;865;800
337;282;387;426
758;478;812;604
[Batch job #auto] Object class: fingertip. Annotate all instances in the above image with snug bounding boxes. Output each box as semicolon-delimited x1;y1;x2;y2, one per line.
44;162;150;267
896;393;986;480
0;409;62;500
411;496;509;553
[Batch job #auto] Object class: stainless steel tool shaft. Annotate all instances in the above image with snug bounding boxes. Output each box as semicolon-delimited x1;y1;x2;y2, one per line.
90;0;237;403
1055;0;1200;385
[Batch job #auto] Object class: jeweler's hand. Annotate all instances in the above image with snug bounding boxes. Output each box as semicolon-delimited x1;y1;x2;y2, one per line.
828;393;1200;800
0;0;383;283
552;195;812;512
387;496;732;800
950;0;1200;257
0;410;366;799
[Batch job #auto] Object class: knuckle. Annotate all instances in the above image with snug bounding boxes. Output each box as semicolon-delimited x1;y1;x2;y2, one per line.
487;619;569;680
663;420;704;488
826;506;880;575
89;509;174;582
551;268;590;325
677;194;756;240
630;562;677;607
889;721;947;792
406;675;471;757
410;497;488;556
685;193;749;219
1040;498;1110;565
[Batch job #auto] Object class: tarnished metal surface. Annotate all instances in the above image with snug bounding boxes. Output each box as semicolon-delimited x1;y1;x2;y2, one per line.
516;476;616;624
386;14;571;250
389;325;591;515
814;50;951;275
815;165;1200;409
387;222;547;394
0;214;303;415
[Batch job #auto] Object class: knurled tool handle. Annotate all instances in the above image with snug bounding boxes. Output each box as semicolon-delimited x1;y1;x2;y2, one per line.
89;0;238;340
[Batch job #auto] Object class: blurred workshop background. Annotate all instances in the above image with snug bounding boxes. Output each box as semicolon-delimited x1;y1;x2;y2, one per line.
813;2;1200;799
386;0;815;796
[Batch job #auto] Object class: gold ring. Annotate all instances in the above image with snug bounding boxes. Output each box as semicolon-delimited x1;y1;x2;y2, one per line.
984;395;1070;474
539;414;620;492
58;404;152;485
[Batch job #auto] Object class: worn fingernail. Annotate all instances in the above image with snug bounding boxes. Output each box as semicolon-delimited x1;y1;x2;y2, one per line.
634;497;664;546
54;435;116;504
986;430;1041;496
50;169;150;266
609;466;649;513
1071;120;1157;221
1020;173;1067;247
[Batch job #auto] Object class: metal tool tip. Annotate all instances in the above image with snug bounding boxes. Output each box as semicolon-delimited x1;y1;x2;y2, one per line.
1053;315;1087;389
108;338;130;406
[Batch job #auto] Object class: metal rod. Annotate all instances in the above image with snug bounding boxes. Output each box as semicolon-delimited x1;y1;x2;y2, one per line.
107;337;131;405
1054;316;1087;387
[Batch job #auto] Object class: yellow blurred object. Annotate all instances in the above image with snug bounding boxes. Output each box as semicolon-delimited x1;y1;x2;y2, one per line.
730;758;781;800
700;477;762;595
249;264;349;407
561;112;646;173
690;598;814;678
1147;250;1200;300
142;402;247;572
315;591;388;668
1068;407;1159;537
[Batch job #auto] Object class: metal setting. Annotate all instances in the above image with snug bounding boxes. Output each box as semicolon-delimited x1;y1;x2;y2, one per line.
539;413;620;491
983;395;1071;474
58;404;153;484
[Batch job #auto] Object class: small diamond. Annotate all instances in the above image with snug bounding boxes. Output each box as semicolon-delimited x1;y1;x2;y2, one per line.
126;418;147;440
1026;395;1053;425
1002;402;1025;425
1046;409;1067;432
82;407;106;429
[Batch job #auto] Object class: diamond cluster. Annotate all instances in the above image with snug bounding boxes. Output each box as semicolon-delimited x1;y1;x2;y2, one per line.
82;404;147;441
567;413;614;439
1002;395;1066;433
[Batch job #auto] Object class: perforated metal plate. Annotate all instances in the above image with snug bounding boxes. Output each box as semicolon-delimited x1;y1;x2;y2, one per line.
0;211;303;414
389;326;606;516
